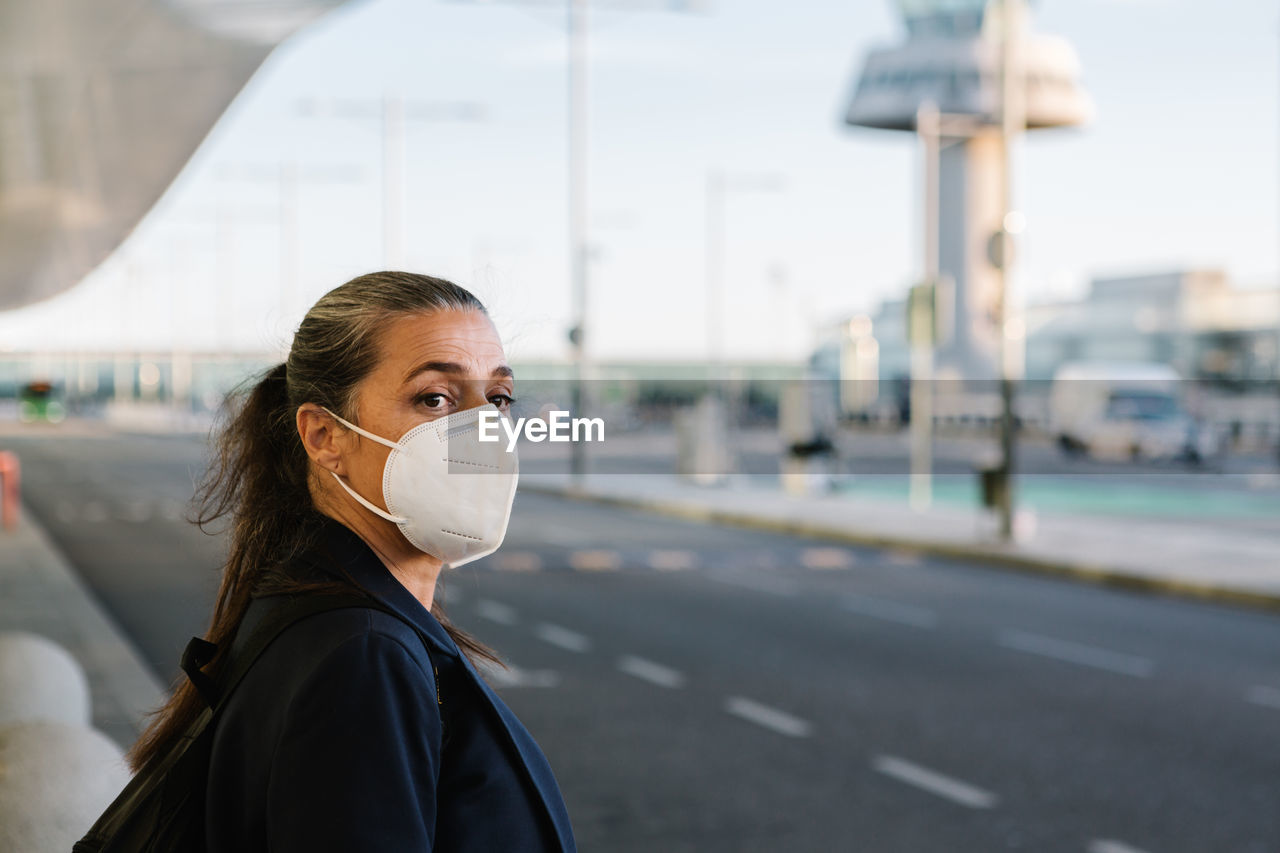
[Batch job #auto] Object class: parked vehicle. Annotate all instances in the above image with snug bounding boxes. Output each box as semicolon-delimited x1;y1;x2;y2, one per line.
1049;362;1217;463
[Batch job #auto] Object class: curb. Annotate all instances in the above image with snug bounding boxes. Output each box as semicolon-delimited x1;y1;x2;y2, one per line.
521;482;1280;615
1;507;167;747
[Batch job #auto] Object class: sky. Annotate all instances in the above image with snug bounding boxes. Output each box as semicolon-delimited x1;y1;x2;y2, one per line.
0;0;1277;363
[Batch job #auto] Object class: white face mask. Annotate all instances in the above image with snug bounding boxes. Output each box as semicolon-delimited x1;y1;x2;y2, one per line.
321;403;519;568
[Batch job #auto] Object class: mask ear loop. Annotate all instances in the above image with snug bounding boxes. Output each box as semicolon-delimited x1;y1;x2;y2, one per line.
318;406;410;524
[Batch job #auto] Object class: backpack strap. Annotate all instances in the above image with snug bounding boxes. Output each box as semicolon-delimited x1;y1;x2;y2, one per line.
182;592;411;711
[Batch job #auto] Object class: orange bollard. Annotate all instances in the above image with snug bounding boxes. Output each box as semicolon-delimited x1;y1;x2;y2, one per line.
0;451;19;530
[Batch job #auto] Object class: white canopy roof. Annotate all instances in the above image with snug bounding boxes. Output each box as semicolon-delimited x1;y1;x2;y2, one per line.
0;0;350;311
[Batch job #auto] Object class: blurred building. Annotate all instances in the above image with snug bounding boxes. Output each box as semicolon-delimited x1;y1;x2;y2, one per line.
1023;271;1280;383
0;353;805;430
812;269;1280;439
828;269;1280;387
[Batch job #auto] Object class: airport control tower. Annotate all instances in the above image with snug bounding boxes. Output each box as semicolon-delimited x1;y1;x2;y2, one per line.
845;0;1092;380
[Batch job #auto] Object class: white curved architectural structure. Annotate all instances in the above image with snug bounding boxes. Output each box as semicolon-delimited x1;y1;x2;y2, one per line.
846;0;1092;379
0;0;352;310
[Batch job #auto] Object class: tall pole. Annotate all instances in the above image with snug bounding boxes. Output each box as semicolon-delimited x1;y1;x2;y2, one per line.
383;94;406;270
446;0;698;483
705;170;724;375
911;102;940;511
995;0;1024;540
215;198;234;357
279;162;300;333
568;0;591;481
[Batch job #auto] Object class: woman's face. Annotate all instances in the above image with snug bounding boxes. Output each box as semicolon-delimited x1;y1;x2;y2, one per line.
338;308;514;511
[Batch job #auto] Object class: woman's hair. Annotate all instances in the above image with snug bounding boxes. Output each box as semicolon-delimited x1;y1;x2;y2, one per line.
127;271;502;771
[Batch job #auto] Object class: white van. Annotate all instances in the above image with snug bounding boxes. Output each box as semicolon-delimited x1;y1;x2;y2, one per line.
1049;362;1214;462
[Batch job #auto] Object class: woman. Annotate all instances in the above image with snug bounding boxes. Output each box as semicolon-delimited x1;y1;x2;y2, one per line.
126;271;577;852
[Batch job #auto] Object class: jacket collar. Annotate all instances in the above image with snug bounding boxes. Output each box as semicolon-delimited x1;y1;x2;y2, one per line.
457;653;579;852
296;515;577;852
296;515;462;660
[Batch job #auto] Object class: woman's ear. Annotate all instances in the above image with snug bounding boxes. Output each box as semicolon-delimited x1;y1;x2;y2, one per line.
296;403;348;475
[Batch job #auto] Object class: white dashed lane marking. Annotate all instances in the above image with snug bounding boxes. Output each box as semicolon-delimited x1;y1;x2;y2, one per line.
1088;839;1151;853
801;547;854;570
647;550;697;571
884;550;923;567
569;550;622;572
1246;685;1280;710
118;500;152;523
475;659;560;689
872;755;999;810
842;594;938;629
493;551;543;572
476;599;517;625
81;501;109;523
998;629;1154;678
724;696;812;738
535;623;592;653
54;499;189;524
617;655;685;689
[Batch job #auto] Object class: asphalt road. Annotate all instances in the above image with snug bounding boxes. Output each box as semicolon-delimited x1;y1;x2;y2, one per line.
5;430;1279;852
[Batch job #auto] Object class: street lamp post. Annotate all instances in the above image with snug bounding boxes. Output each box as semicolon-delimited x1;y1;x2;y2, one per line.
295;96;485;270
212;162;365;340
994;0;1026;541
700;169;782;485
568;0;591;480
447;0;705;484
704;169;784;376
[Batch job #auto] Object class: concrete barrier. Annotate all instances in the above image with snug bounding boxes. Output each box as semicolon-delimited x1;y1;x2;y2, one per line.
0;631;91;728
0;720;129;852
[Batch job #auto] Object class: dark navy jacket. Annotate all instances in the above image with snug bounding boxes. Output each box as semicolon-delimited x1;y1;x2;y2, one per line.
205;518;577;852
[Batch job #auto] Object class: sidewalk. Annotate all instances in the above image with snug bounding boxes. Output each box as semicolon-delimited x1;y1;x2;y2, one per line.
0;508;166;750
521;472;1280;611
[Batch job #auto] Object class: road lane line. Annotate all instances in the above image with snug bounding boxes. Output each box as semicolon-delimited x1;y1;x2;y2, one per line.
724;696;812;738
617;655;685;688
535;623;592;653
648;550;697;571
569;550;622;572
535;525;589;547
801;548;854;570
82;501;108;523
1088;840;1151;853
872;755;998;809
998;629;1154;678
1246;684;1280;710
476;599;517;625
707;568;798;597
885;550;923;567
493;551;543;572
843;594;938;629
475;659;560;688
119;500;152;523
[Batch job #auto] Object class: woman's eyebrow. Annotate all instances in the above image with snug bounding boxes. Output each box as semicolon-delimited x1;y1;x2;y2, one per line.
403;361;515;382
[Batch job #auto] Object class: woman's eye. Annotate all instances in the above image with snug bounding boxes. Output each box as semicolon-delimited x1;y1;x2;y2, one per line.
415;393;450;410
489;394;516;412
